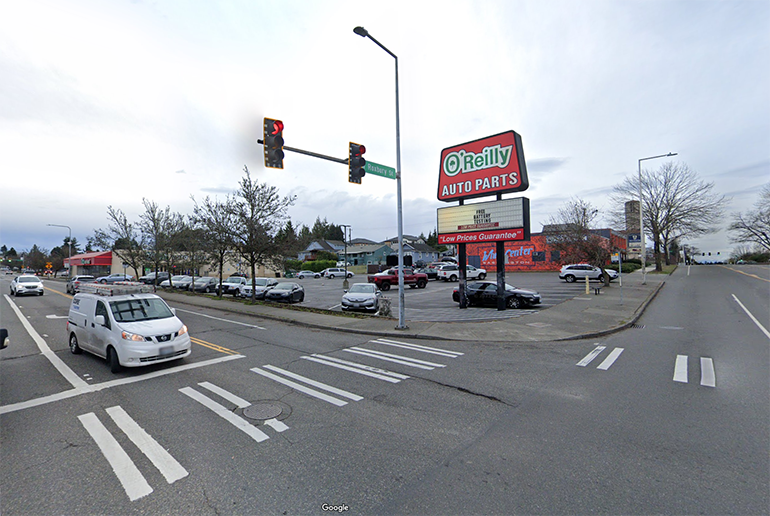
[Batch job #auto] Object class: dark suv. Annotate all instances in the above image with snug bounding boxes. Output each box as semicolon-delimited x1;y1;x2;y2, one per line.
138;271;170;285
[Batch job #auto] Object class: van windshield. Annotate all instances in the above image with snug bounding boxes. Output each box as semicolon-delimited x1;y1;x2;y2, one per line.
109;298;174;322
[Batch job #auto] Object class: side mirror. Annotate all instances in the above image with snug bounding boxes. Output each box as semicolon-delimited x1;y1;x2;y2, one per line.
0;328;8;349
343;289;349;293
94;315;106;326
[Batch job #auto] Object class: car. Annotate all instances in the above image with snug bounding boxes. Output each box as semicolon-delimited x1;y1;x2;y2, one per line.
452;280;541;309
322;268;354;279
221;275;248;295
264;282;305;303
66;275;96;294
22;269;36;275
239;277;278;299
159;275;190;288
341;283;381;312
437;264;487;281
138;271;170;285
559;264;618;283
189;276;219;293
0;328;7;349
416;267;439;280
96;273;134;284
66;286;191;373
296;270;321;279
10;275;44;296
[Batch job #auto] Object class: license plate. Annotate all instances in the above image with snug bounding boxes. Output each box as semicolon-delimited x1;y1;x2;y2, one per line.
159;346;173;357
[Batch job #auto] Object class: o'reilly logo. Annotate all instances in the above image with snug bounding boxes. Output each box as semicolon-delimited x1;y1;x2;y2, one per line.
442;144;513;176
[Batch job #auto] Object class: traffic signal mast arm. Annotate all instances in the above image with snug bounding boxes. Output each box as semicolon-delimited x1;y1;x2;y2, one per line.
257;139;348;165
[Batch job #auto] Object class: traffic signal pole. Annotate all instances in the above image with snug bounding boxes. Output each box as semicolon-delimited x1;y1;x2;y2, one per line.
257;139;349;165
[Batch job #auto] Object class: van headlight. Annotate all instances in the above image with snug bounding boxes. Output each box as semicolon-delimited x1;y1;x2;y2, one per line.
121;331;146;342
178;325;188;336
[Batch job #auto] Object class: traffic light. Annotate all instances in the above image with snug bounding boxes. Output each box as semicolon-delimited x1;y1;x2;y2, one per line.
263;118;284;169
349;142;366;184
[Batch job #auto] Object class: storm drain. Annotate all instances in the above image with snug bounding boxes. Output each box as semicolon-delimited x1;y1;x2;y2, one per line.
242;402;284;421
630;323;646;329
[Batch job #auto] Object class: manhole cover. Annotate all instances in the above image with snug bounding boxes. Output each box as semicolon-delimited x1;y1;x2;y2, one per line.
243;402;283;420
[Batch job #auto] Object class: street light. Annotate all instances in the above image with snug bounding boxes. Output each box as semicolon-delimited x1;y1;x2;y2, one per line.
341;224;351;289
354;26;407;329
637;152;677;284
47;223;72;272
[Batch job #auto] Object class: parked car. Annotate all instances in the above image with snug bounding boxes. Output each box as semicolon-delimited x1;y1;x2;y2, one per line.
321;268;354;279
221;275;248;295
239;277;278;299
66;275;96;294
160;275;191;289
96;273;134;284
67;287;191;373
452;281;541;309
138;271;170;285
341;283;381;312
264;282;305;303
438;264;487;281
296;270;321;279
10;275;44;296
559;264;618;283
189;276;219;293
416;267;439;280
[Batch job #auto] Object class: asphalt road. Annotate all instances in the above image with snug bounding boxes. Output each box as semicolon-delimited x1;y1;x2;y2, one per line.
1;264;767;515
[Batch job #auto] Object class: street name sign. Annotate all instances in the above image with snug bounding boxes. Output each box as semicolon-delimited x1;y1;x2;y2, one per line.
365;161;396;180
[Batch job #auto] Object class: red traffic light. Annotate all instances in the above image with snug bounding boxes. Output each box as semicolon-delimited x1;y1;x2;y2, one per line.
270;120;284;135
351;143;365;156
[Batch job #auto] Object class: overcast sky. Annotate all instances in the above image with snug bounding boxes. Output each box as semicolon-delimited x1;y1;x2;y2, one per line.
1;0;768;259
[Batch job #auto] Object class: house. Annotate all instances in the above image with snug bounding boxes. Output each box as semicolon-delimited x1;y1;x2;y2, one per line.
339;244;393;267
297;240;341;261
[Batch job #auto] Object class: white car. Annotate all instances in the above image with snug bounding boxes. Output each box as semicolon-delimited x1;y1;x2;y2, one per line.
67;287;191;373
559;264;618;283
322;268;354;279
296;270;321;279
437;264;487;281
10;275;44;296
341;283;381;312
239;277;278;299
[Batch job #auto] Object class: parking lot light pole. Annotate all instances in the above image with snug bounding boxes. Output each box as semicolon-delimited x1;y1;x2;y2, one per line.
637;152;677;284
354;26;407;329
47;224;72;272
341;225;351;289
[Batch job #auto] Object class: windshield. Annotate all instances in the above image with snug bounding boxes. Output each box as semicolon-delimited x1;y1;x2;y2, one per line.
274;283;293;290
349;284;375;294
254;279;268;286
109;297;174;322
19;277;40;283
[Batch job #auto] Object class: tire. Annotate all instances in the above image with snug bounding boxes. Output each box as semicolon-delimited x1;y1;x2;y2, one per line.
329;274;335;279
108;347;121;374
69;334;82;354
450;274;458;282
39;291;43;296
564;275;576;283
478;273;486;280
506;296;522;309
380;282;391;291
299;293;305;302
597;275;604;283
417;279;427;289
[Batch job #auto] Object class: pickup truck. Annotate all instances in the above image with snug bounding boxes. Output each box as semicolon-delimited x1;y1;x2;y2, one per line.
367;267;428;291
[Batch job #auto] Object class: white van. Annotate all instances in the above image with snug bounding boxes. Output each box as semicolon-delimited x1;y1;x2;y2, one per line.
67;284;191;373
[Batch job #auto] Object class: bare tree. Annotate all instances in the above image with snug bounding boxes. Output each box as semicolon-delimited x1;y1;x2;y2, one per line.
92;206;145;279
612;162;727;270
542;198;615;285
191;194;238;298
229;166;295;301
139;199;184;284
729;183;770;252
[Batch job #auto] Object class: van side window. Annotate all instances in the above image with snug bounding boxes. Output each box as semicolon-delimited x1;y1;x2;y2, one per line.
95;301;111;330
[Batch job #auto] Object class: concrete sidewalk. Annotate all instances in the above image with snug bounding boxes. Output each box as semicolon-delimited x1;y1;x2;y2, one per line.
156;268;668;343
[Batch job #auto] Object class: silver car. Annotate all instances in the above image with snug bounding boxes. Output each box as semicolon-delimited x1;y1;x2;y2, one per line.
341;283;381;312
559;264;618;283
239;277;278;299
10;275;44;296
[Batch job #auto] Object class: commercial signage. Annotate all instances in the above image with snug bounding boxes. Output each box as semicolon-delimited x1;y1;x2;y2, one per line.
438;130;529;202
437;197;530;244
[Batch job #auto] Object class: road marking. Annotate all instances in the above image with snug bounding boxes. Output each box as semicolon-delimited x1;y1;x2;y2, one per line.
105;406;188;484
576;345;606;367
179;387;270;442
732;294;770;339
252;367;349;406
45;314;68;319
190;336;239;355
344;348;438;370
198;381;251;408
351;346;446;367
369;338;464;357
174;308;266;329
719;265;770;283
301;356;402;383
673;355;689;383
78;412;153;501
700;357;716;387
266;418;289;432
596;348;624;370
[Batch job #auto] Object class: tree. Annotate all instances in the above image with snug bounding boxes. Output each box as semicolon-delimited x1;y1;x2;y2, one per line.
542;198;615;285
229;166;295;300
191;195;237;298
729;183;770;253
24;245;49;272
612;162;727;270
139;199;184;282
92;206;145;279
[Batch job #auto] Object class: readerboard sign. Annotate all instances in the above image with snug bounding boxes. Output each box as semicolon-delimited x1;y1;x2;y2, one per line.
437;197;530;244
438;130;529;202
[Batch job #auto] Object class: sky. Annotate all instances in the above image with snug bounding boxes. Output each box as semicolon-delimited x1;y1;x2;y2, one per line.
1;0;768;259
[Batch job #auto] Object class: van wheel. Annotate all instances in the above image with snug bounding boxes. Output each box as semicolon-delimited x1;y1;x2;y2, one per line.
108;347;121;374
69;334;82;354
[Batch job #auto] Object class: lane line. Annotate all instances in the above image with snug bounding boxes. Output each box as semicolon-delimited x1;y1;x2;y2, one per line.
343;348;435;370
198;381;251;408
3;294;88;390
252;367;349;406
105;406;188;484
673;355;689;383
350;346;446;367
719;265;770;283
576;345;606;367
596;347;624;370
700;357;716;388
78;412;153;501
301;356;401;383
265;418;289;432
307;354;409;380
190;337;238;355
174;308;266;329
732;294;770;339
179;387;269;442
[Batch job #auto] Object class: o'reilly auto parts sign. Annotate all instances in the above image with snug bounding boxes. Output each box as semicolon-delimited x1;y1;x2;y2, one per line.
437;197;530;244
438;130;529;202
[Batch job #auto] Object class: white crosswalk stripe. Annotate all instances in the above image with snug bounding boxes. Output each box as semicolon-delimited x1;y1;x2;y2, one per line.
252;366;358;406
576;345;607;367
344;347;445;370
78;406;187;502
179;387;270;442
301;355;405;383
576;345;623;370
673;355;716;387
368;338;464;358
